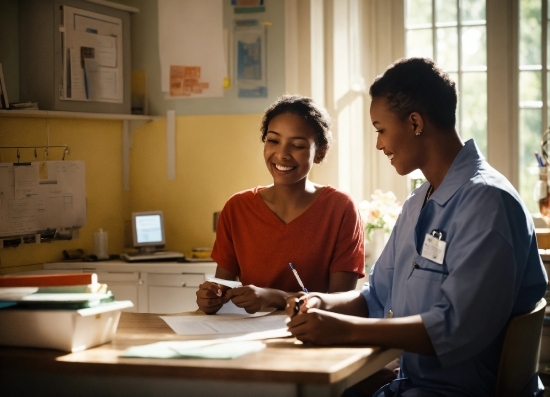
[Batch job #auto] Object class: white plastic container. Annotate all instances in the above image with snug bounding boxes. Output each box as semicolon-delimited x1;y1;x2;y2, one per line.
0;300;133;352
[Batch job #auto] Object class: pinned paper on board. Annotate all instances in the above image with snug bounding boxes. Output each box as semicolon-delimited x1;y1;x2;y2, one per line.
169;66;210;97
234;19;267;98
61;6;123;103
158;0;225;98
0;161;86;238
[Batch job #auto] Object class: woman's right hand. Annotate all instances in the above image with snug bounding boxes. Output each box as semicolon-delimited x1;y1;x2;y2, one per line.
196;281;230;314
284;293;322;317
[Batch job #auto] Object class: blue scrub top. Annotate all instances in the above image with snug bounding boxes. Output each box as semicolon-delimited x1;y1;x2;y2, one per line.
362;139;548;396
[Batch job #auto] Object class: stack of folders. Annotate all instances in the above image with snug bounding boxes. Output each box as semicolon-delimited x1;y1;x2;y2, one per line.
0;273;133;352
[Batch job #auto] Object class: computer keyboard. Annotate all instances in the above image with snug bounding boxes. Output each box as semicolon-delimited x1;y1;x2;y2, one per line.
120;250;184;262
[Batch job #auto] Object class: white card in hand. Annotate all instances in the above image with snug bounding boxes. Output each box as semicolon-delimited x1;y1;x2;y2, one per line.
207;277;242;289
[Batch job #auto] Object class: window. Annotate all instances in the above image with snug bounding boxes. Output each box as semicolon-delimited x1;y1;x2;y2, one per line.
286;1;549;214
405;0;488;155
519;0;547;213
405;0;550;215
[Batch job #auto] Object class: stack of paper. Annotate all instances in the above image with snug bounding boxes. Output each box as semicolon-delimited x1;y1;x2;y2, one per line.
0;273;133;351
0;273;112;309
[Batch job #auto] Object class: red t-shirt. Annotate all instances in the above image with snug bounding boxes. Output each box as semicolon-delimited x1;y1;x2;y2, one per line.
211;186;365;293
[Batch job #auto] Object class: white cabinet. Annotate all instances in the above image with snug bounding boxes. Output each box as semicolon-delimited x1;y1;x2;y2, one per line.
148;273;204;313
43;261;217;313
95;272;141;313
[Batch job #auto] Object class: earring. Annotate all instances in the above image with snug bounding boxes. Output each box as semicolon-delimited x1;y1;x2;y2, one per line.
416;130;422;136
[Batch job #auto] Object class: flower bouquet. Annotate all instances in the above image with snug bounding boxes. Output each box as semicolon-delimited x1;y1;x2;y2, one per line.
359;190;401;242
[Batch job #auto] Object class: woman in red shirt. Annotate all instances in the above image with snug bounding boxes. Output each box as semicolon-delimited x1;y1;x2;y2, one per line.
196;94;365;314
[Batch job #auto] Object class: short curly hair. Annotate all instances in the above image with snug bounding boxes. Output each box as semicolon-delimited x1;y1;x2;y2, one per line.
369;57;458;130
260;94;333;151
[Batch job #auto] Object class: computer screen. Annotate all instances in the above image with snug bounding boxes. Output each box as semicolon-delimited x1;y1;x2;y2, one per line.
131;211;165;252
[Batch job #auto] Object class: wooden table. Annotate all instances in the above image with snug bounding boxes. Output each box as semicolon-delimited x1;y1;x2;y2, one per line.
0;311;402;397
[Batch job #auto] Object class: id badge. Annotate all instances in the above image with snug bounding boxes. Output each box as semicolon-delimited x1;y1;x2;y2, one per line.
421;230;446;265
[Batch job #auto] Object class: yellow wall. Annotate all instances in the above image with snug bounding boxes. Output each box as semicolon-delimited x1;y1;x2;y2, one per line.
0;116;129;273
130;114;271;254
0;113;275;273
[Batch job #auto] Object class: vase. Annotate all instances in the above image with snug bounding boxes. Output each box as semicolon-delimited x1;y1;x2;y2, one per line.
365;229;389;267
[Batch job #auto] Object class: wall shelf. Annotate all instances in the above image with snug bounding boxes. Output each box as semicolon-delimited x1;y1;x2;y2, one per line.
0;109;164;191
0;109;160;122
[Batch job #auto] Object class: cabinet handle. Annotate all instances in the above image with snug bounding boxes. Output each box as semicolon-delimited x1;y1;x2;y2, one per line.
181;282;187;287
139;279;144;285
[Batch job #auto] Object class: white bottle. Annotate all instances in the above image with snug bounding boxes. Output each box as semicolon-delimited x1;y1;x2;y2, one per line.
93;228;109;260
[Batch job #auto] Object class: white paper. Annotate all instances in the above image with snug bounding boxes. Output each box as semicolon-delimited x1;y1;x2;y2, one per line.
0;161;86;238
0;287;38;300
68;47;87;100
160;313;287;336
94;35;117;68
207;277;242;289
97;67;118;100
158;0;225;98
14;164;39;200
216;300;274;316
62;6;123;103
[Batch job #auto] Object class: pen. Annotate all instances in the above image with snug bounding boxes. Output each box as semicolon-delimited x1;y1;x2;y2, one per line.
535;151;546;167
289;263;308;293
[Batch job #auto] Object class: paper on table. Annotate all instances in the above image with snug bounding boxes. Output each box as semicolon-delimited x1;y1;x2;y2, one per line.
207;277;242;289
160;313;288;336
215;300;276;317
122;340;266;359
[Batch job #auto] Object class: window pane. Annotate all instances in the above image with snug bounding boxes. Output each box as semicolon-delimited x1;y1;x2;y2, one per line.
460;0;486;22
519;70;542;103
406;0;433;27
519;0;542;66
461;72;487;156
406;29;433;58
436;0;457;25
462;26;486;68
437;27;458;70
448;72;459;88
519;108;543;213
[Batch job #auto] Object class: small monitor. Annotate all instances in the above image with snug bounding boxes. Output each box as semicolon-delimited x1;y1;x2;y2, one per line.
131;211;165;253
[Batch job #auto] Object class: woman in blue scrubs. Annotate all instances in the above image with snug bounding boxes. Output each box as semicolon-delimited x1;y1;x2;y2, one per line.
285;57;548;396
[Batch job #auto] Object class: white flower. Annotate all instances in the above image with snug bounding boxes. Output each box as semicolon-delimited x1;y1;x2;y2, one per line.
359;190;401;241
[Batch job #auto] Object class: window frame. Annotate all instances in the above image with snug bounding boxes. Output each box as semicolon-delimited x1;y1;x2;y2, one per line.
285;0;531;209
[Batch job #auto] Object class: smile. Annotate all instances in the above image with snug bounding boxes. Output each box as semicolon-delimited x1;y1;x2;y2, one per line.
275;164;295;171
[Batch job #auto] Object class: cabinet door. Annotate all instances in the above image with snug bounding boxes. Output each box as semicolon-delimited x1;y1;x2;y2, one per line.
148;286;199;313
96;272;140;313
148;273;204;313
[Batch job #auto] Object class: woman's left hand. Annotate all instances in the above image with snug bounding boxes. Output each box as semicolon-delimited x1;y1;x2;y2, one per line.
226;285;274;313
286;308;351;345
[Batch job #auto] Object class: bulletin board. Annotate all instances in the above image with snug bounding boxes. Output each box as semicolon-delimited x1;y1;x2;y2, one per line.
61;6;124;103
0;161;87;238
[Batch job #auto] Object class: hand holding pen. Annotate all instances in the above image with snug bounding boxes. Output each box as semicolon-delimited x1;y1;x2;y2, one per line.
293;296;307;317
289;263;308;293
535;151;546;167
286;263;309;317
